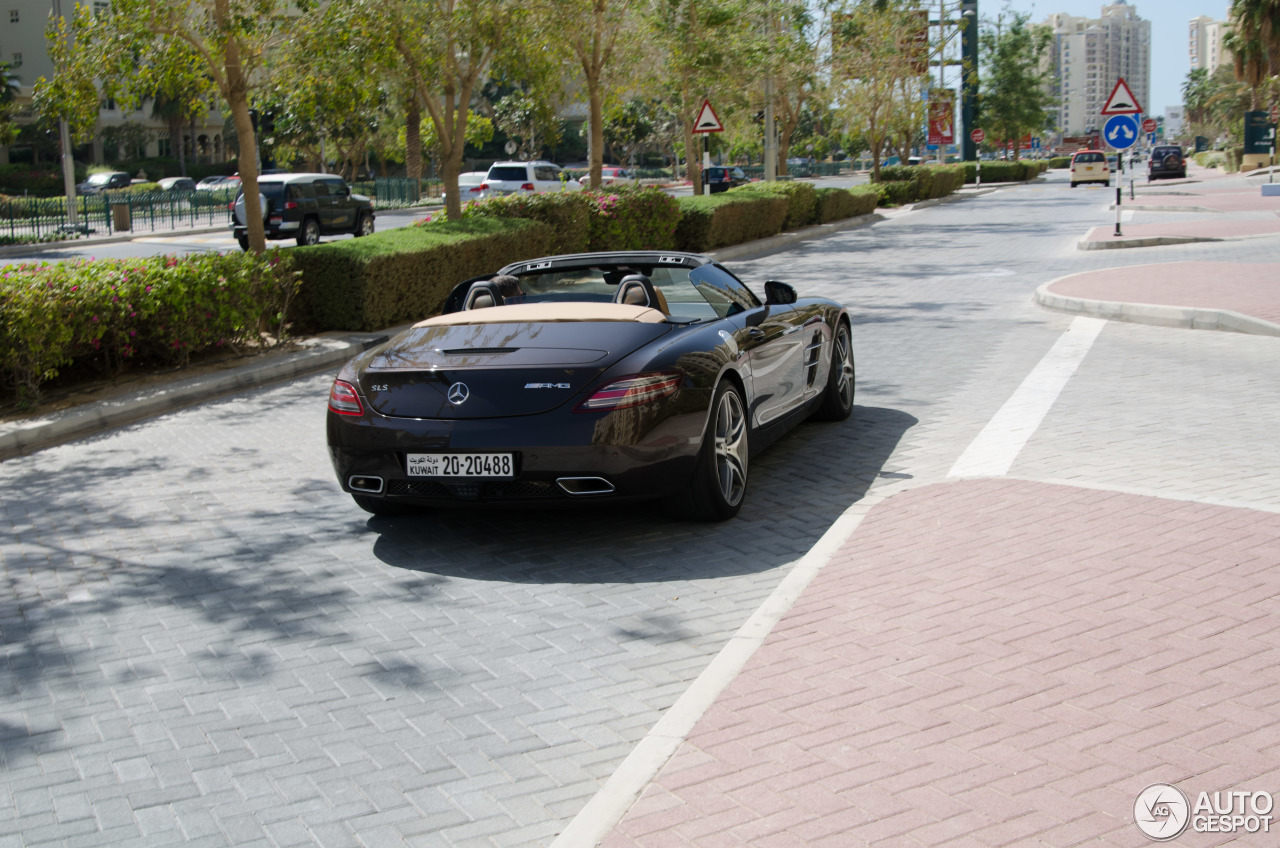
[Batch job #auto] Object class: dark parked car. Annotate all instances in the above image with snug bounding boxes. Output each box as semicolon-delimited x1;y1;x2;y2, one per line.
702;166;748;193
1148;145;1186;181
76;171;133;195
326;251;855;521
231;172;374;249
157;177;197;192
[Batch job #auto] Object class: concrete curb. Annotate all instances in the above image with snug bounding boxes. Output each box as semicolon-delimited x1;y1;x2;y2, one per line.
1078;234;1211;250
1108;204;1221;213
1033;278;1280;337
0;334;384;461
0;224;231;259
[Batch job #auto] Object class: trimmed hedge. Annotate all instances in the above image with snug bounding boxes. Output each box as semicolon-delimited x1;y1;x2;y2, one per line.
815;186;879;223
726;181;818;230
962;160;1045;184
291;216;553;332
673;194;788;252
1049;156;1071;169
456;187;679;253
1;251;299;403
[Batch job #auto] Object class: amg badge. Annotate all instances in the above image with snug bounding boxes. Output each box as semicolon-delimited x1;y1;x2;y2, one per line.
525;382;571;389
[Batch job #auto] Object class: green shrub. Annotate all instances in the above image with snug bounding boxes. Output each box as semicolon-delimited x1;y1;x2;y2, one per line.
814;186;880;223
0;251;299;403
727;180;818;229
673;194;788;252
875;180;919;206
584;187;679;251
1049;156;1071;169
291;216;552;332
455;191;594;254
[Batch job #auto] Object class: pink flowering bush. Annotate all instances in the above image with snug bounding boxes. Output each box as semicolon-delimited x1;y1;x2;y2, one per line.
0;251;299;403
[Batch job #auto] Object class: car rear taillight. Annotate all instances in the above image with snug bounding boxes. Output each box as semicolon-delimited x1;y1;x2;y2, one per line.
328;379;364;415
468;186;483;194
479;183;490;191
576;371;683;412
284;201;298;210
521;183;535;191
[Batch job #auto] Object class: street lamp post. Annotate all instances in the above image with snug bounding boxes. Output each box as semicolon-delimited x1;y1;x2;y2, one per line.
961;1;978;162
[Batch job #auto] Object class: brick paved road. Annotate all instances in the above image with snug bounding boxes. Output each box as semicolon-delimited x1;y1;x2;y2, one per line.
3;166;1279;846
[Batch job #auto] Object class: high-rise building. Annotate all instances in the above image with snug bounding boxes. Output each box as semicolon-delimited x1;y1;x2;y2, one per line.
1188;16;1233;73
1043;2;1152;137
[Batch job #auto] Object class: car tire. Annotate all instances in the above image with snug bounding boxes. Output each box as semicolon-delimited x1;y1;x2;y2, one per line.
354;212;374;237
669;380;749;521
1070;181;1076;188
813;321;855;422
352;494;417;516
236;234;250;251
297;218;321;246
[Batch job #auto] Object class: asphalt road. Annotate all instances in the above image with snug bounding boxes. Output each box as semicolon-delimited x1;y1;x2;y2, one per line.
2;169;1277;847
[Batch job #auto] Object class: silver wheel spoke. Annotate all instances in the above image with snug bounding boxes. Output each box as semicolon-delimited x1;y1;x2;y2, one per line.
714;391;747;505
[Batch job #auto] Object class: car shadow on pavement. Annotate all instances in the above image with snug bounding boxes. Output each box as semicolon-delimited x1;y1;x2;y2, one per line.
367;404;917;584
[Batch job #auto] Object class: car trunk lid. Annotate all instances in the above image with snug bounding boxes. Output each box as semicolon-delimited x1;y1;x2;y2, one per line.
360;320;673;419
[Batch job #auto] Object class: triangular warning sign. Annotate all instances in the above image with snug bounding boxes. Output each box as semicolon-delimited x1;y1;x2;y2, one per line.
692;99;724;134
1100;78;1142;115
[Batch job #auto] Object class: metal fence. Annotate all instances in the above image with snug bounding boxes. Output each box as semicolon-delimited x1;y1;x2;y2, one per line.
0;189;240;241
350;178;443;209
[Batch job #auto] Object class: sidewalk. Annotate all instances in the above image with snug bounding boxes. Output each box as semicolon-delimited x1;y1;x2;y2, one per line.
1079;164;1280;249
592;479;1280;847
555;168;1280;847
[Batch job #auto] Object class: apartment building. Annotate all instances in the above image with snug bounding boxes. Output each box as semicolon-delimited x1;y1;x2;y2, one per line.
1043;1;1152;137
0;0;226;166
1188;15;1233;73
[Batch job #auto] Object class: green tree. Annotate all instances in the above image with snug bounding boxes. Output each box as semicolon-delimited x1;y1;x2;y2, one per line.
334;0;531;219
831;0;927;181
979;11;1052;161
1226;0;1280;109
536;0;647;188
37;0;309;252
493;90;562;159
0;61;21;147
646;0;750;195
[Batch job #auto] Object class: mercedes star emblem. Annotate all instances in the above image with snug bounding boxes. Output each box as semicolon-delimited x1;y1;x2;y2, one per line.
447;382;470;405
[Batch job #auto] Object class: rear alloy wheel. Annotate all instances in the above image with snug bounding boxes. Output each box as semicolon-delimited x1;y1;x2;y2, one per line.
352;494;417;516
354;213;374;237
236;234;250;251
813;321;855;421
671;381;749;521
297;218;321;246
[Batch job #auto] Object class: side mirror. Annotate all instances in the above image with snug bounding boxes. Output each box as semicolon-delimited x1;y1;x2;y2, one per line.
764;280;797;305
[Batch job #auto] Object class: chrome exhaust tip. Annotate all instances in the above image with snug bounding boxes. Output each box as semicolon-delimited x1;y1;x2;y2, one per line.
556;477;616;496
348;475;384;494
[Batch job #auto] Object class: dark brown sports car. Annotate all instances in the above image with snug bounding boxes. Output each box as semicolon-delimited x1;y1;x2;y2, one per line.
326;251;854;521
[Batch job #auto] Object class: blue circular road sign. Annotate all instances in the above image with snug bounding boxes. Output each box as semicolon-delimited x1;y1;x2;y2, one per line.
1103;114;1139;150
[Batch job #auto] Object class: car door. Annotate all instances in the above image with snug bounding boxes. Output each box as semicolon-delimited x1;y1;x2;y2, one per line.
691;265;809;426
321;178;355;231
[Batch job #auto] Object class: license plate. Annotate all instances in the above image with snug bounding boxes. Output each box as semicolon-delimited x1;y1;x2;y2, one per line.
406;453;514;478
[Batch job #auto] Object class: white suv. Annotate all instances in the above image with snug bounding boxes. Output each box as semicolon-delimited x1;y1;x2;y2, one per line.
480;161;582;198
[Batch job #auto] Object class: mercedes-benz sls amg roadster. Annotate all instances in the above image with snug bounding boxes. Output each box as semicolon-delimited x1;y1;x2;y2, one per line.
326;251;854;521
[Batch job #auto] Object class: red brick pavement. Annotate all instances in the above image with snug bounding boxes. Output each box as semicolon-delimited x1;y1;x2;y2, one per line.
1044;262;1280;328
601;479;1280;847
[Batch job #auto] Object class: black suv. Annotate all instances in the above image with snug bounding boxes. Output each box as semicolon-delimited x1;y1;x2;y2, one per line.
231;173;375;249
1147;145;1186;181
77;171;133;195
702;166;748;193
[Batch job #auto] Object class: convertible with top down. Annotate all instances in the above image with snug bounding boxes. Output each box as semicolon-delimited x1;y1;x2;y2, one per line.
326;251;855;521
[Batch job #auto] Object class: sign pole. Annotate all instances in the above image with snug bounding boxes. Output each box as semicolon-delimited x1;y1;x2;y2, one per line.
1115;187;1122;237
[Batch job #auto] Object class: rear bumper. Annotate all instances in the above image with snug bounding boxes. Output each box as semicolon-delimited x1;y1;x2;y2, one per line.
327;406;707;508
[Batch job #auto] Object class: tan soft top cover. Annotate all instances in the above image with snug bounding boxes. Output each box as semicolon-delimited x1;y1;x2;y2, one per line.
414;302;666;327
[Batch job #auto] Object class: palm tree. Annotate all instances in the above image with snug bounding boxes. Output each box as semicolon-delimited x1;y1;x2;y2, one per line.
0;61;20;146
1226;0;1280;108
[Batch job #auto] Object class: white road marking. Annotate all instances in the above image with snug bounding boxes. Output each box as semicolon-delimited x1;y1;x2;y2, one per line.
948;316;1107;478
